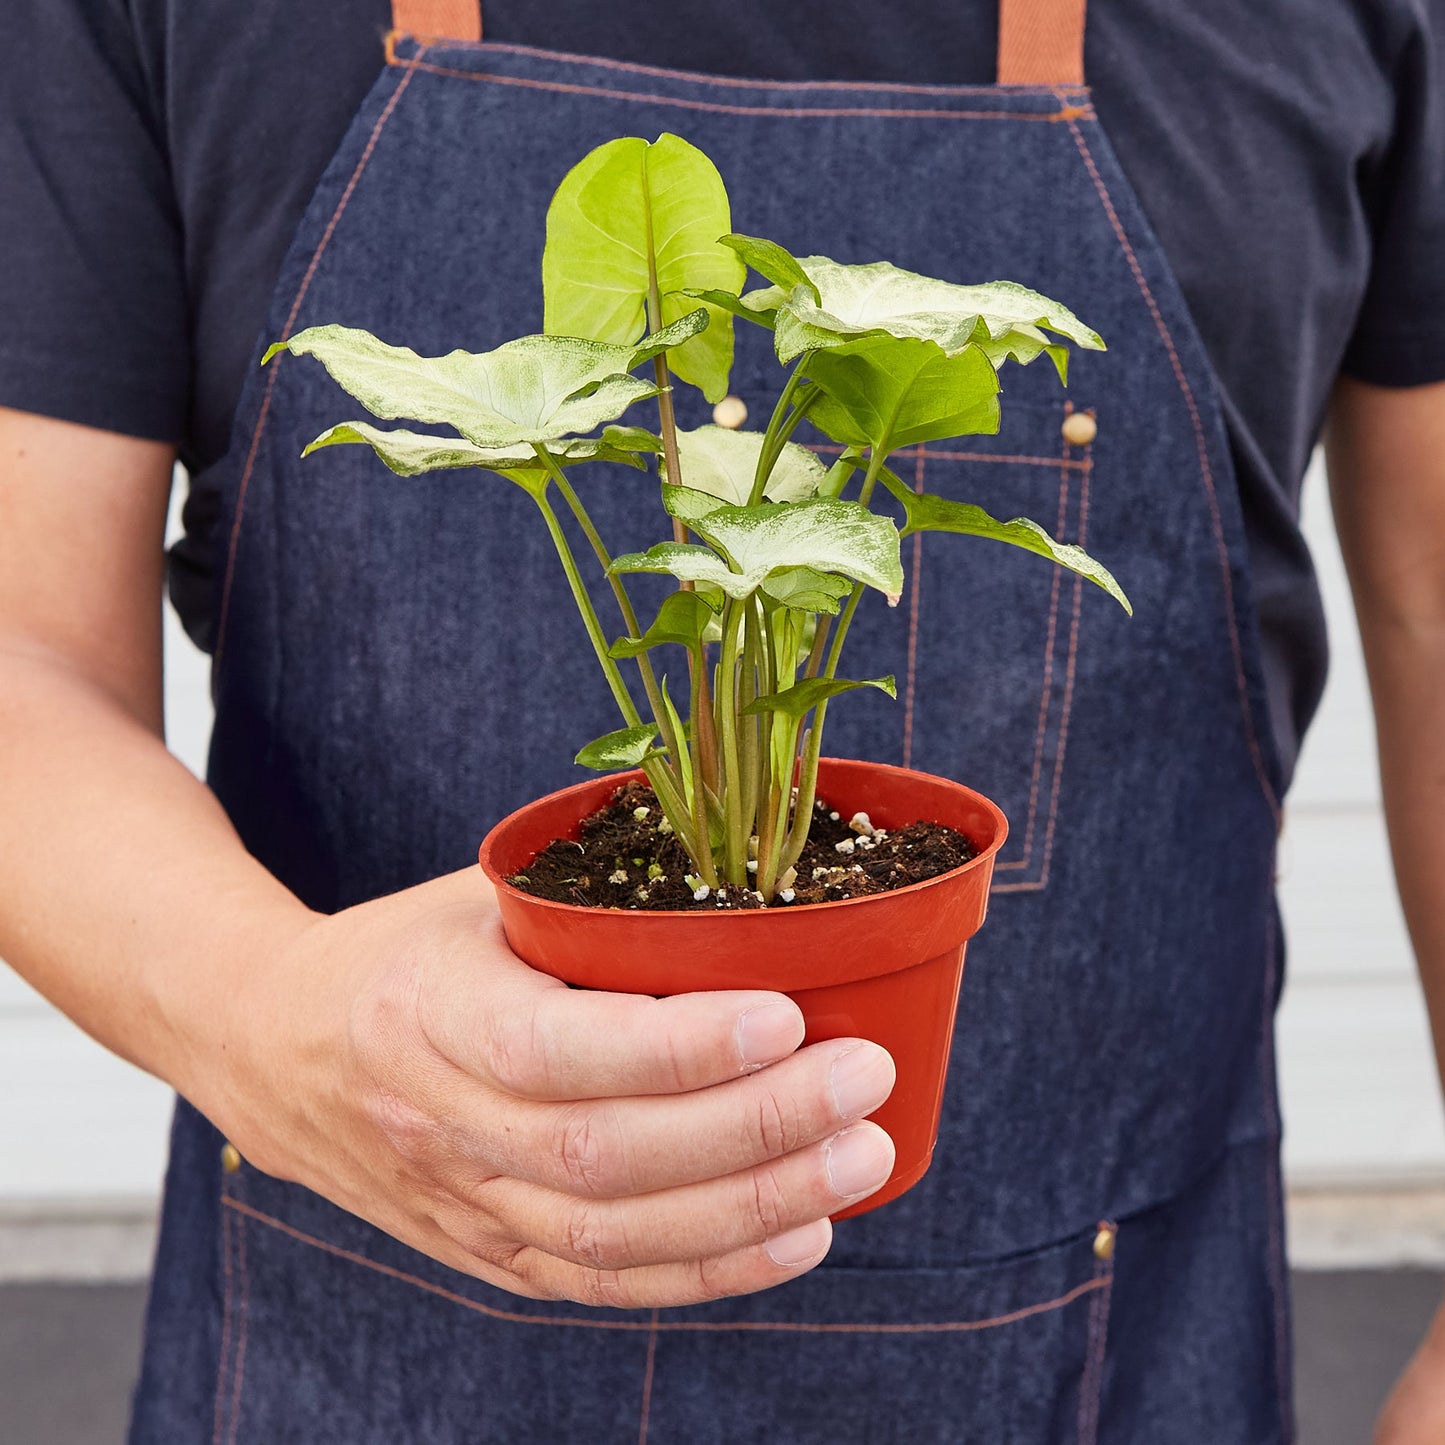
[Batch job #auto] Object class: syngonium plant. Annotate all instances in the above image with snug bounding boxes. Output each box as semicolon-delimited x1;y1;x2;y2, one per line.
266;133;1131;904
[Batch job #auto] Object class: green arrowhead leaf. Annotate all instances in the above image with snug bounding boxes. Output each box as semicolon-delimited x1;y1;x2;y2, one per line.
755;565;854;614
743;675;896;720
542;135;744;402
574;722;660;771
661;482;731;525
614;496;903;604
302;421;658;477
265;314;706;449
682;287;781;328
722;242;1104;370
805;335;1001;452
718;234;821;304
607;542;751;596
608;590;720;659
662;425;826;506
878;469;1132;614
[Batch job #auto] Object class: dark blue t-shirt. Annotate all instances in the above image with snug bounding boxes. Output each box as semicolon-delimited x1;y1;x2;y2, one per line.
3;1;1444;777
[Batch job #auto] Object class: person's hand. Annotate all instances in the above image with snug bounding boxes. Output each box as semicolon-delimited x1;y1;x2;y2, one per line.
1375;1296;1445;1444
201;867;896;1309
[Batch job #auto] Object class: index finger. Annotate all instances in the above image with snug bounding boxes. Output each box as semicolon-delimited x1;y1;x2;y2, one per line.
423;928;807;1100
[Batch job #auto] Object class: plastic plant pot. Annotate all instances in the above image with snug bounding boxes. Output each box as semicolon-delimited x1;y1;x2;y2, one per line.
479;757;1007;1219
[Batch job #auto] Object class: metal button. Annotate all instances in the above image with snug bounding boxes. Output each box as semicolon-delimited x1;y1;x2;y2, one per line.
1093;1223;1116;1261
1062;411;1097;447
221;1142;243;1175
712;395;748;430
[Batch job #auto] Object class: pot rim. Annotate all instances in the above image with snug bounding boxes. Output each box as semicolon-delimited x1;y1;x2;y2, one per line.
478;756;1009;923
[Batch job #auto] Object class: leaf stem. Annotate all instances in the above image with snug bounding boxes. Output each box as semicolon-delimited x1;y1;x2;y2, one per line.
533;445;688;797
775;444;892;879
716;598;748;884
747;359;819;506
530;485;693;850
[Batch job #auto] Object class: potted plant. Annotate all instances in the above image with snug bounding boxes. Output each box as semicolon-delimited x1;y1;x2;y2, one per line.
266;133;1130;1218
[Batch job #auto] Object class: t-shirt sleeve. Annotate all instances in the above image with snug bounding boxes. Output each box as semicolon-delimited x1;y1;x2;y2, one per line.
0;2;190;442
1340;6;1445;388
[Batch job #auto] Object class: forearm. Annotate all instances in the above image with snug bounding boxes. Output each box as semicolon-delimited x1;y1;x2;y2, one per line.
1327;375;1445;1096
0;641;313;1105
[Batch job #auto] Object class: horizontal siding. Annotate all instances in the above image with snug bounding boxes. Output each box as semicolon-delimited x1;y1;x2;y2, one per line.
0;1017;174;1201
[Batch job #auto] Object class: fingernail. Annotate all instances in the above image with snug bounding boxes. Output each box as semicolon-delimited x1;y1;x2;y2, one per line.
826;1126;894;1199
736;1001;803;1068
765;1219;831;1267
829;1044;894;1119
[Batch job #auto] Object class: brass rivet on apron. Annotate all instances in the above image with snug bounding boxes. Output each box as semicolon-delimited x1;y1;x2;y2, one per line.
220;1142;243;1175
1062;410;1097;447
1093;1223;1116;1261
712;395;748;429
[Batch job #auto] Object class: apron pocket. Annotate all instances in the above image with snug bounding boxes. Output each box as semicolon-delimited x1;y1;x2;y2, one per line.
213;1173;1112;1445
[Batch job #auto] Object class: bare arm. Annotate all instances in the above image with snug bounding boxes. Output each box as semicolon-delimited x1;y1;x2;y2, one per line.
1326;378;1445;1444
0;407;895;1306
0;408;309;1097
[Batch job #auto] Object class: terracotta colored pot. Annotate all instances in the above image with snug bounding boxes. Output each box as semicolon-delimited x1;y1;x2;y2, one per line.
478;758;1007;1219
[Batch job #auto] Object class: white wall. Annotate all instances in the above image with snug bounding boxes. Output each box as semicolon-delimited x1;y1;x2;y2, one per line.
3;460;1443;1211
1278;456;1445;1185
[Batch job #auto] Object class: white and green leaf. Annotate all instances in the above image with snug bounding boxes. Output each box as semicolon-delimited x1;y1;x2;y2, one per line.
756;565;854;614
662;425;826;506
302;421;659;478
879;469;1132;613
615;496;903;604
719;239;1104;372
265;313;706;449
543;134;743;401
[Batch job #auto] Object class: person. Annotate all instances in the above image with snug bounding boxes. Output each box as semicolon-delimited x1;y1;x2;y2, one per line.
2;0;1443;1439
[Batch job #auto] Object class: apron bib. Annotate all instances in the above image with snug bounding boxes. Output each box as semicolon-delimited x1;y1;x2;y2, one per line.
133;3;1295;1439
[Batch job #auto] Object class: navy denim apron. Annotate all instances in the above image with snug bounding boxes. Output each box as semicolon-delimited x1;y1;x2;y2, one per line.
132;1;1295;1439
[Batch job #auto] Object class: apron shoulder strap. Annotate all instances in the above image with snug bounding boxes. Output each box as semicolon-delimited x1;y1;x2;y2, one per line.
388;1;1085;86
997;0;1088;86
391;0;482;42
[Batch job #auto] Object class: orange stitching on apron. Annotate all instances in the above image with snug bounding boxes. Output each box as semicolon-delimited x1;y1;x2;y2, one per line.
924;449;1087;468
996;426;1075;872
1075;1226;1116;1444
993;437;1091;894
210;1198;236;1445
214;47;431;669
1061;114;1281;825
391;35;1093;99
389;55;1095;123
896;427;1088;874
223;1197;1108;1334
225;1211;250;1445
637;1308;661;1444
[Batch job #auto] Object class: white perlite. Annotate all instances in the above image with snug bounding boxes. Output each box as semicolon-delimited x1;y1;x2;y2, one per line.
834;838;856;855
848;811;876;837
